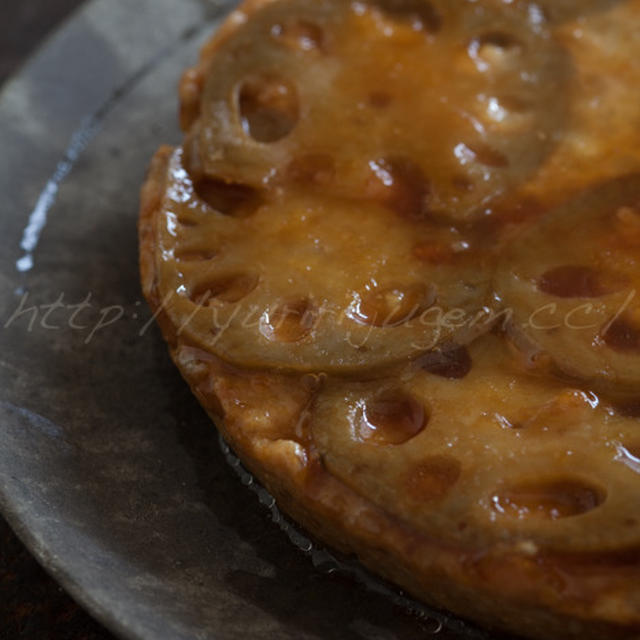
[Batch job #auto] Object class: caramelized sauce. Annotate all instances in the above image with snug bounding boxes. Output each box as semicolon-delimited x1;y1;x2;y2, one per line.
602;315;640;353
260;298;317;343
537;265;621;299
360;391;427;445
350;283;434;328
271;18;325;52
492;479;606;520
370;0;443;34
404;456;461;502
146;2;640;629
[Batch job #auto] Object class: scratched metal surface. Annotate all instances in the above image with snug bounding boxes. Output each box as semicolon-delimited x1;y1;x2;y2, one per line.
0;1;503;639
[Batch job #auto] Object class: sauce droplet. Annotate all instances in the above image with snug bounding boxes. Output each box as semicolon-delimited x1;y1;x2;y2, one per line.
492;479;606;520
360;391;427;445
352;283;434;327
261;298;316;342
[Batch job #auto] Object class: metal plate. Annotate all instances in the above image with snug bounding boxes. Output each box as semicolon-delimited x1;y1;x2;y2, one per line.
0;1;503;638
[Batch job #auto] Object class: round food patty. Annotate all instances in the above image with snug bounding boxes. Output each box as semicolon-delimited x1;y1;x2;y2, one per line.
140;2;640;638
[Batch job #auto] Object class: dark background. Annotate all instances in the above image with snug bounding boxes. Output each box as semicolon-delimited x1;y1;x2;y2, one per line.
1;2;115;638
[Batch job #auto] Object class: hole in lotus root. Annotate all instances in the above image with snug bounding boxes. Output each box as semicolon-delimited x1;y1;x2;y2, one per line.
360;390;428;445
193;178;262;217
602;315;640;353
492;478;606;520
537;265;620;298
367;157;431;219
351;283;434;327
419;343;472;379
271;19;325;51
612;398;640;419
404;456;461;501
190;274;259;306
238;75;300;143
260;298;316;343
372;0;442;33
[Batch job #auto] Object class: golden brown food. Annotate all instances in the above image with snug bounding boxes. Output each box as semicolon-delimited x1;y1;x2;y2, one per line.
140;1;640;638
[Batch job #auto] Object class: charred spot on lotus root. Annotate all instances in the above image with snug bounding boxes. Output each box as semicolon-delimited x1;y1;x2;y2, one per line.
238;74;300;143
351;283;434;327
261;298;316;343
404;456;461;502
492;478;606;520
601;315;640;353
370;0;442;33
287;153;335;186
537;265;623;299
189;274;259;306
367;157;431;219
359;390;428;445
419;343;472;379
271;18;325;52
193;178;263;217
